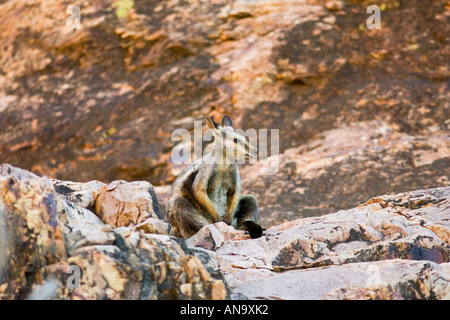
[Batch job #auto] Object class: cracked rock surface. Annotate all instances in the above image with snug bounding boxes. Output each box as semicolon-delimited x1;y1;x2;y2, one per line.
0;164;225;300
1;163;449;299
186;187;450;299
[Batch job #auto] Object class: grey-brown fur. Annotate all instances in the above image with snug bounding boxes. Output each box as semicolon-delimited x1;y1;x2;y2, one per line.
167;116;262;239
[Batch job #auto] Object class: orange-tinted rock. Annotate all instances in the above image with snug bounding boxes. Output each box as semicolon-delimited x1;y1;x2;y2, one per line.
0;164;67;299
95;180;163;227
186;186;450;299
0;164;226;300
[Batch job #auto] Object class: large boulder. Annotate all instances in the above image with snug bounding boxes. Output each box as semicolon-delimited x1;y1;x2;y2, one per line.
94;180;166;229
231;259;450;300
1;163;449;300
40;230;226;300
0;164;226;300
186;186;450;299
52;179;106;214
0;164;67;299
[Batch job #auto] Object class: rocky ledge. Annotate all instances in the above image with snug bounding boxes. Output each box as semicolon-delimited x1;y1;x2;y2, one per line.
0;163;224;300
0;163;449;300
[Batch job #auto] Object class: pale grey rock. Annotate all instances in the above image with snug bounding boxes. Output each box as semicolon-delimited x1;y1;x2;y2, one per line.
186;187;450;300
232;260;450;300
52;179;106;212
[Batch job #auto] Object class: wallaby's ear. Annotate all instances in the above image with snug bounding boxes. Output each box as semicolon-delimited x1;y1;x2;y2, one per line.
205;116;220;130
221;115;233;128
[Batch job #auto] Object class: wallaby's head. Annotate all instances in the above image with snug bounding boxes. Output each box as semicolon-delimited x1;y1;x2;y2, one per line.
205;116;258;161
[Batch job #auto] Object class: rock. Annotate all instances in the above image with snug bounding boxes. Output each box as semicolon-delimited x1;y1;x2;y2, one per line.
185;222;250;251
186;186;450;299
240;121;450;228
94;180;165;227
1;163;450;300
232;260;450;300
44;232;227;300
0;164;226;300
60;222;116;256
53;179;105;226
135;217;172;235
58;198;104;226
53;179;114;255
0;164;67;299
52;179;106;212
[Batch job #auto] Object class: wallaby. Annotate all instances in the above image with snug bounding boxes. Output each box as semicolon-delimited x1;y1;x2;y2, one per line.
167;115;263;239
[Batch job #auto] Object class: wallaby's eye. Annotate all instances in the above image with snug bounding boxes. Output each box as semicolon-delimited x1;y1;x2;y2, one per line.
233;138;238;144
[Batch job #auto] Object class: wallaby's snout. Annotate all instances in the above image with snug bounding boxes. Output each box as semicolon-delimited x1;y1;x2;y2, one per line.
234;133;257;161
246;143;258;159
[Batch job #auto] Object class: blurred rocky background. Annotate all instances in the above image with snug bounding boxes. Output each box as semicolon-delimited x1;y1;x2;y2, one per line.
0;0;449;228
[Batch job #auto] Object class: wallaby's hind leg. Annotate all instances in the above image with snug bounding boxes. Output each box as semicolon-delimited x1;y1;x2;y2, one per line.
234;195;263;238
169;197;214;239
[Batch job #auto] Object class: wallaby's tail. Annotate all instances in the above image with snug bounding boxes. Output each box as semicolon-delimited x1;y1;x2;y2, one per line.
235;194;262;238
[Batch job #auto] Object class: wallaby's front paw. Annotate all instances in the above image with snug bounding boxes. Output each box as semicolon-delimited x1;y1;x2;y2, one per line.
243;221;263;239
